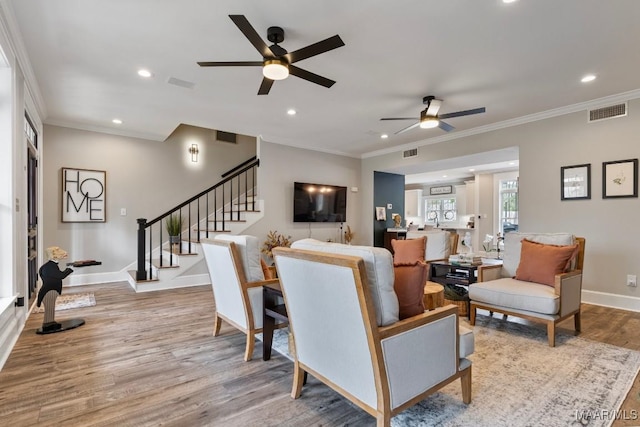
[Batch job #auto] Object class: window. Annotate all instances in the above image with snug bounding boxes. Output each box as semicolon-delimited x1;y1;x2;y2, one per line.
424;197;457;225
499;179;518;234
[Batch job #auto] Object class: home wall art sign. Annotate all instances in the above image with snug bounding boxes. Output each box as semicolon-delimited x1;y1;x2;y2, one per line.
61;168;106;222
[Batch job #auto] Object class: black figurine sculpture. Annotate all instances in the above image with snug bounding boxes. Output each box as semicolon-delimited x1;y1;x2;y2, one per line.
36;246;85;334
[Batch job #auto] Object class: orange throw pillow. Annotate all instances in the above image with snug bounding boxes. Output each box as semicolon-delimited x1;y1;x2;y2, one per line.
515;239;579;287
394;263;427;319
391;236;426;266
260;258;274;280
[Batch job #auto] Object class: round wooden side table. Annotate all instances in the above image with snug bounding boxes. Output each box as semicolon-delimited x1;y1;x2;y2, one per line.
423;281;445;310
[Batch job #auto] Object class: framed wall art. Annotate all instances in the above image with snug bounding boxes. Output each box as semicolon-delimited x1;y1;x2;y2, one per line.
429;185;452;195
61;167;106;222
602;159;638;199
375;206;386;221
560;163;591;200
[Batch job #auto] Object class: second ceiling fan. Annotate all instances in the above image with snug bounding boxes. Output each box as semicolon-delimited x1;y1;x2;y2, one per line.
381;96;486;134
198;15;345;95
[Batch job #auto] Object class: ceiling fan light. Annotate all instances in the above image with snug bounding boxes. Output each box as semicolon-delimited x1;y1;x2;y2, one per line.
420;117;439;129
263;59;289;80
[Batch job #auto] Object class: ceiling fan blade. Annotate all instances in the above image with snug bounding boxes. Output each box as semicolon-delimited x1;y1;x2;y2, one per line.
197;61;263;67
287;35;345;63
438;107;486;119
438;121;455;132
289;65;335;88
380;117;417;121
258;77;274;95
229;15;272;58
395;122;420;135
426;99;442;116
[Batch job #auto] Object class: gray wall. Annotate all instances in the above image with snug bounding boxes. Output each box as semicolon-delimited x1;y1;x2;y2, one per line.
244;139;362;252
362;99;640;302
42;124;256;272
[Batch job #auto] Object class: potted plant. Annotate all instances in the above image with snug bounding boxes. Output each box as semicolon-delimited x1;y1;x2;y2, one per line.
166;213;183;245
261;230;292;265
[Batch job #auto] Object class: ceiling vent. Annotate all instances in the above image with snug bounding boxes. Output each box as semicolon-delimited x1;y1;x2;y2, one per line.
403;148;418;159
216;130;237;144
588;103;627;122
167;77;195;89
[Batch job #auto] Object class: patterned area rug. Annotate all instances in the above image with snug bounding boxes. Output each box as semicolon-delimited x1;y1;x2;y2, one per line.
33;292;96;313
267;315;640;427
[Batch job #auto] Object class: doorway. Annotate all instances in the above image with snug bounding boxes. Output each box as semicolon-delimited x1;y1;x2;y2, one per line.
25;114;38;304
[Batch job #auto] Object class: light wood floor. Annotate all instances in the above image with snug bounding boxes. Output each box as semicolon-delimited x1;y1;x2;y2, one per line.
0;282;638;426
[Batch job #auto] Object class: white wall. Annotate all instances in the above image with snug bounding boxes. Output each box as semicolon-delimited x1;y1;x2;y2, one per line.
244;139;362;253
42;125;256;277
362;99;640;309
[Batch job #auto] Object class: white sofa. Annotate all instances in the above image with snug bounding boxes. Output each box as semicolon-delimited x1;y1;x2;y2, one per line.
273;239;474;426
469;232;585;347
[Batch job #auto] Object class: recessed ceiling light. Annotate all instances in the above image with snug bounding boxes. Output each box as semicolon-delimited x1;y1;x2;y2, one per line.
469;168;475;172
581;74;596;83
287;109;296;115
137;69;153;78
381;134;388;139
112;119;122;124
442;175;448;178
509;162;515;166
502;0;518;3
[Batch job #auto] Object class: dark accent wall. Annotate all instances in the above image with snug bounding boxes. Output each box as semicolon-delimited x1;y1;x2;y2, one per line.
373;171;405;247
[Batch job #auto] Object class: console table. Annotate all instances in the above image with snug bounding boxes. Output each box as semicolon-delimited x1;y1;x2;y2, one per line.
262;282;288;361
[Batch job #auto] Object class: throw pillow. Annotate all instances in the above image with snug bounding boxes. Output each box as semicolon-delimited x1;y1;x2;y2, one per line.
393;263;427;319
515;239;580;287
391;236;426;266
260;258;274;280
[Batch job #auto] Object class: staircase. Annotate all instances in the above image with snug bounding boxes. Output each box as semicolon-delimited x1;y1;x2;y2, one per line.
126;157;262;292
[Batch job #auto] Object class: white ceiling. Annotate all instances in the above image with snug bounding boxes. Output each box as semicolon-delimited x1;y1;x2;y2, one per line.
7;0;640;164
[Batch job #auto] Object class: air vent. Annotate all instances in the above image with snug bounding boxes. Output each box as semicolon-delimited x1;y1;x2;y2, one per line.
588;103;627;122
167;77;195;89
217;130;237;144
403;148;418;159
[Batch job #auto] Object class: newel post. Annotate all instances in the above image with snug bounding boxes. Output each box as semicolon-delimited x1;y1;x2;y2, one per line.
136;218;147;280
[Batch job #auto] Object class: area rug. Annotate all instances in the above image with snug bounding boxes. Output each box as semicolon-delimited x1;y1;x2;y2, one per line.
266;315;640;427
33;292;96;313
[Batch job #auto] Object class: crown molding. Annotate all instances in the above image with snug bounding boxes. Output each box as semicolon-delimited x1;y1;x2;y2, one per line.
259;134;360;159
0;0;47;120
361;89;640;159
45;119;166;142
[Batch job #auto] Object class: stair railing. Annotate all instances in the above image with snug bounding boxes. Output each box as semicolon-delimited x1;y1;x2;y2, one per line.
136;157;259;281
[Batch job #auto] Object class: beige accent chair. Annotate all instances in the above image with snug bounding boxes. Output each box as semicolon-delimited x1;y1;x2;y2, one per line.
273;240;473;427
201;235;280;361
469;233;585;347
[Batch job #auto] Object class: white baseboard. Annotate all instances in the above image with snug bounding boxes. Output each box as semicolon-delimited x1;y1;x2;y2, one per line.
66;271;129;286
582;290;640;313
129;273;211;293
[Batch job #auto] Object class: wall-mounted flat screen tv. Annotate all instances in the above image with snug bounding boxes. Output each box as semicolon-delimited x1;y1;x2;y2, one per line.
293;182;347;222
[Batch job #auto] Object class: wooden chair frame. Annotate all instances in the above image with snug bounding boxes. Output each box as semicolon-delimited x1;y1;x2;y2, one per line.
274;247;471;427
470;237;586;347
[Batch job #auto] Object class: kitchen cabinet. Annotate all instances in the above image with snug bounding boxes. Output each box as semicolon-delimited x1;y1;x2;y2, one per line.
405;189;423;218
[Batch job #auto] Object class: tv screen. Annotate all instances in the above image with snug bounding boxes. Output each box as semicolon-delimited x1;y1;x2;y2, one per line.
293;182;347;222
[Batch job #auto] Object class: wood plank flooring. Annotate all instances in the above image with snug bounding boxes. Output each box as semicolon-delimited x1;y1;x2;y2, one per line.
0;282;638;426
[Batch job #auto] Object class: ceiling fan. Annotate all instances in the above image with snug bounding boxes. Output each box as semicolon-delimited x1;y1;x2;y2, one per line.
381;96;486;134
197;15;345;95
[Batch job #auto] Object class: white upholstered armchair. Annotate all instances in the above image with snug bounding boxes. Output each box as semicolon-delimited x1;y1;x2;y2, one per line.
470;232;585;347
273;240;472;427
201;235;279;361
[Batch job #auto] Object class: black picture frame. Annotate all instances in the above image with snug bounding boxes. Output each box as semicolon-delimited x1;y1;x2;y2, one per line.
602;158;638;199
560;164;591;200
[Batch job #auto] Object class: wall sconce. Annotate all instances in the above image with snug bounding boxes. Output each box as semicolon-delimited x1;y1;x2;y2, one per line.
188;144;199;162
